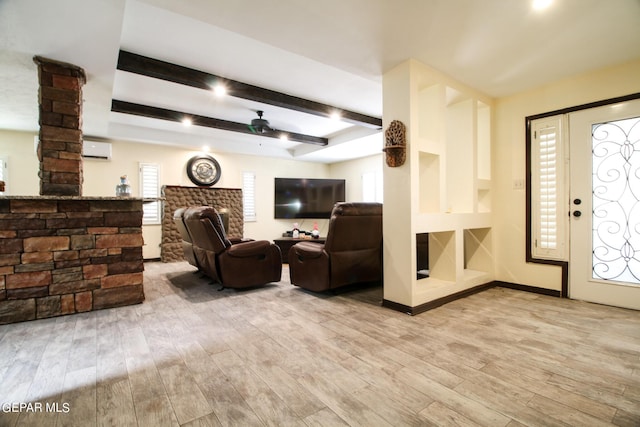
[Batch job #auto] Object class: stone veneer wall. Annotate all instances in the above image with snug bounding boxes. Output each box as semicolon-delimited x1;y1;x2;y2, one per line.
33;56;86;197
0;197;145;324
161;186;243;262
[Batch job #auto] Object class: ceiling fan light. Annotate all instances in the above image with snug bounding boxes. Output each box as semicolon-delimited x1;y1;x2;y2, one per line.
251;110;271;133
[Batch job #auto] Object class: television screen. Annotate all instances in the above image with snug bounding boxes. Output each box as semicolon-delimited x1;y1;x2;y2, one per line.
274;178;346;219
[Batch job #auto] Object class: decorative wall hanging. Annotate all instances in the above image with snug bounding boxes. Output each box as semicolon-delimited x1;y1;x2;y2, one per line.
382;120;406;167
186;155;221;186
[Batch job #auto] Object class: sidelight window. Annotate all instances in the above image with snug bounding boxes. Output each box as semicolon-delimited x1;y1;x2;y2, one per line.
530;115;568;260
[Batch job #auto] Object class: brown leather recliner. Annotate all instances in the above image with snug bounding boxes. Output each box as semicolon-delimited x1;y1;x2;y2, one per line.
288;202;382;292
183;206;282;288
174;207;252;270
173;207;200;270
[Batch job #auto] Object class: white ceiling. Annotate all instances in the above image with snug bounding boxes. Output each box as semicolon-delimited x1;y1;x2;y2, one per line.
1;0;639;163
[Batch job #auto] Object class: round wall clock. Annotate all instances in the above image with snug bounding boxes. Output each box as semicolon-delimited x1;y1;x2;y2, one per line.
186;155;221;186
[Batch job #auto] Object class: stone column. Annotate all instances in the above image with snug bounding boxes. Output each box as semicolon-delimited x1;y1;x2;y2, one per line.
33;56;86;196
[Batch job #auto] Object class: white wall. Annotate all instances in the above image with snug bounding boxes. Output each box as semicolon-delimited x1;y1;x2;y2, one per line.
0;132;381;258
328;154;383;202
0;131;39;195
493;59;640;291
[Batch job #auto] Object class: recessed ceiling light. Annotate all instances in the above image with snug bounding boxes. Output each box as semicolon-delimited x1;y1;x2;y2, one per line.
213;84;227;97
201;145;210;152
532;0;553;11
182;117;192;126
330;111;342;121
280;133;289;141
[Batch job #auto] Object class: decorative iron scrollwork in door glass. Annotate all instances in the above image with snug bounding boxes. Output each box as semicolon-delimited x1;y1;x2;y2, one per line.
592;116;640;285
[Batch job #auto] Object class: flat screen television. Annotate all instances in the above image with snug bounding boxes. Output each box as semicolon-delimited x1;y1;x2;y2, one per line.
274;178;346;219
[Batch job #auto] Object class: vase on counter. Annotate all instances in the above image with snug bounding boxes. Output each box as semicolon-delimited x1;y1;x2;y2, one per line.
116;175;132;197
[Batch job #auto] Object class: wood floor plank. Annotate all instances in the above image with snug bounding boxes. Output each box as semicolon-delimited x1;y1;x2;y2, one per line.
395;367;512;427
56;365;97;427
546;372;640;418
419;400;484;427
195;371;265;427
211;349;272;399
20;327;74;404
248;364;326;418
351;385;437;427
157;362;212;425
133;395;180;427
303;407;351;426
480;359;619;421
125;355;167;404
181;412;223;427
453;377;569;427
612;408;640;427
526;394;617;426
379;346;464;388
297;372;393;427
96;378;137;427
243;389;303;426
336;355;432;412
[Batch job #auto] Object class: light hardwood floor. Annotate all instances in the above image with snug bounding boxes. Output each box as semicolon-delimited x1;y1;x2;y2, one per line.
1;261;639;427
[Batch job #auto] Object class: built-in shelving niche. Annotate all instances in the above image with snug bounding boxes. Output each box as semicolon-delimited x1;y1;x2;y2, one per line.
416;232;429;280
446;93;474;214
416;84;491;215
416;228;492;284
463;227;493;280
416;230;456;284
418;152;440;213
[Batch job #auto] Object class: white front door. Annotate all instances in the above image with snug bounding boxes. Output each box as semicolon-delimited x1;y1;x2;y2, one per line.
569;99;640;309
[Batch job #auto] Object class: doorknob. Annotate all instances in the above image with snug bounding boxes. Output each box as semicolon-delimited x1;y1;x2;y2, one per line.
573;210;582;217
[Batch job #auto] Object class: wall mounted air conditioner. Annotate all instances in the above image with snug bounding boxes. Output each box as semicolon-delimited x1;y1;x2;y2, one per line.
82;140;112;160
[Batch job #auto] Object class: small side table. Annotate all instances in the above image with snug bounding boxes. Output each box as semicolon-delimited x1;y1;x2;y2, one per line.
273;237;325;263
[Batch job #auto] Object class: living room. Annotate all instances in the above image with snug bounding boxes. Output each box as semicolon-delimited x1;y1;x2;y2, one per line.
1;0;640;425
2;0;640;306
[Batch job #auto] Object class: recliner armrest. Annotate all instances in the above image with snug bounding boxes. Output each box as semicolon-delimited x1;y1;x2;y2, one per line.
229;237;254;244
291;241;325;259
226;240;272;258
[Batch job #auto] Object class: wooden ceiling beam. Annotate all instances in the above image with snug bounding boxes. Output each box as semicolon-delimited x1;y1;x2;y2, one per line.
116;50;382;130
111;100;329;146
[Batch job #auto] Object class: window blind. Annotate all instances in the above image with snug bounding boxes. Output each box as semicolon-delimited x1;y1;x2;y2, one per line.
243;171;256;222
139;163;160;224
531;116;567;260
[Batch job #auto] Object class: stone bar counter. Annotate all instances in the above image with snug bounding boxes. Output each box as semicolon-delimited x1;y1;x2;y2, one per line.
0;196;145;324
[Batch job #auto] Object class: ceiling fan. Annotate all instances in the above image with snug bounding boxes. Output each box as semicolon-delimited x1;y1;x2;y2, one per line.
249;110;273;134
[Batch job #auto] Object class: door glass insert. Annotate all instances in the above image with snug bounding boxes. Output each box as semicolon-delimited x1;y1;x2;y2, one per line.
591;116;640;284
